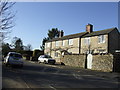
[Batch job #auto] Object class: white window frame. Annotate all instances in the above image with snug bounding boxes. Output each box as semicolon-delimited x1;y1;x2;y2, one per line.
47;42;50;48
46;52;50;56
98;35;105;43
84;37;90;45
54;52;59;57
68;39;73;45
62;40;65;46
45;43;47;48
55;41;59;46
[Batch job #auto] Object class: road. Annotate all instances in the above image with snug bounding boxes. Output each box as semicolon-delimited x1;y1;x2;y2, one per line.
2;60;120;89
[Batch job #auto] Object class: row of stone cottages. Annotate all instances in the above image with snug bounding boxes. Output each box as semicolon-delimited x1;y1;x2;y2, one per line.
44;24;120;72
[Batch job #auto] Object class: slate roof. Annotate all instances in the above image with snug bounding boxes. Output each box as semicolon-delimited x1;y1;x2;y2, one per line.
46;32;88;42
82;27;117;37
46;27;118;42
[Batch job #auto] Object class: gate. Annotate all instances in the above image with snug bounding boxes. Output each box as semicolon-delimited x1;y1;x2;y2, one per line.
87;54;93;69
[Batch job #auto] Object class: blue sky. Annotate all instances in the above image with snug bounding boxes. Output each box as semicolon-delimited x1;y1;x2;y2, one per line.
7;2;118;50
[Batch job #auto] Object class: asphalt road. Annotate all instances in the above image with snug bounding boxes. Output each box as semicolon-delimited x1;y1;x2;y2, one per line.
2;60;120;89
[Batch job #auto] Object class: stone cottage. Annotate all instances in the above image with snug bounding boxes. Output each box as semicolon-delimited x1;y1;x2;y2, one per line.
44;24;120;72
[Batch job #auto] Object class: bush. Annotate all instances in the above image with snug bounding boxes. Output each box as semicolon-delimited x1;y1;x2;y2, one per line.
32;49;44;61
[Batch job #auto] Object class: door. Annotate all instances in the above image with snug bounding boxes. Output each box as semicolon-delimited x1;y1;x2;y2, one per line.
87;54;93;69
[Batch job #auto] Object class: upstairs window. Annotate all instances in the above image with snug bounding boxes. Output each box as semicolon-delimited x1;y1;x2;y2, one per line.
84;37;90;45
45;43;50;48
62;40;65;46
45;43;47;48
98;35;105;43
47;42;50;47
68;39;73;45
55;41;59;46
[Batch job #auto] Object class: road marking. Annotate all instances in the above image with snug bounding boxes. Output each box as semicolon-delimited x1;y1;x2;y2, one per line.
73;73;83;80
22;78;31;88
49;85;57;90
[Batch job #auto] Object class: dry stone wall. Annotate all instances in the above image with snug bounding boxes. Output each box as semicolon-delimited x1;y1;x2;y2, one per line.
62;54;118;72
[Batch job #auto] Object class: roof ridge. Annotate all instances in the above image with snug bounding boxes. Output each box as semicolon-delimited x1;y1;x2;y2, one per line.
93;27;116;33
63;31;86;37
82;27;117;37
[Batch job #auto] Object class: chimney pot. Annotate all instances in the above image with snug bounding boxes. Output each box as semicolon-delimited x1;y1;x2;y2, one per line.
59;30;64;38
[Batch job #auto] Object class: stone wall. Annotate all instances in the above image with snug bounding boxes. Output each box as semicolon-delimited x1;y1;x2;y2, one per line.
62;54;119;72
62;55;86;68
92;54;113;72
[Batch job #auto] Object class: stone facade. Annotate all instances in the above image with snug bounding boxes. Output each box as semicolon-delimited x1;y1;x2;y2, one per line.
45;37;80;62
81;34;108;54
44;25;120;72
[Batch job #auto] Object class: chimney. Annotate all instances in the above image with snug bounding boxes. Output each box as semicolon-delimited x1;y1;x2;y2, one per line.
86;23;93;33
59;30;64;38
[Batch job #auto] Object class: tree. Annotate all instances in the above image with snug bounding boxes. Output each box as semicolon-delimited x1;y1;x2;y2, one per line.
40;37;49;51
40;28;60;51
11;37;23;52
25;44;32;51
48;28;59;39
32;49;43;61
2;43;11;56
0;0;16;40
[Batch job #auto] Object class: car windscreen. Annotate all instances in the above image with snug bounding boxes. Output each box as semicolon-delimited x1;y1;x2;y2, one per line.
44;55;52;58
9;53;22;58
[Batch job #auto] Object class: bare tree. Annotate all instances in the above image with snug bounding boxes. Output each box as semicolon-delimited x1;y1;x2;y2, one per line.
0;0;15;41
26;44;32;51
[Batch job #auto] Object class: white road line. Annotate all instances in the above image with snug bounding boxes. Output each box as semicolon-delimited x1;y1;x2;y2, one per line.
49;85;57;90
22;78;31;88
73;73;83;80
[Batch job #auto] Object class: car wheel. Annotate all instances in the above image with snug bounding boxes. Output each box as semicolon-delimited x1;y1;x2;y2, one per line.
44;60;47;64
20;65;23;68
5;63;9;67
38;61;41;63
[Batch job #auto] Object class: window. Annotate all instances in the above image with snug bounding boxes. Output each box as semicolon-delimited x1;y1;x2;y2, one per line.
98;35;105;43
47;42;50;47
62;40;65;46
68;39;73;45
46;52;50;56
55;41;59;46
40;55;51;58
9;53;22;58
84;37;90;45
55;52;59;57
45;43;47;48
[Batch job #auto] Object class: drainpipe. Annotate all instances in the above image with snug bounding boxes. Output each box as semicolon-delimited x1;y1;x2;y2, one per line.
79;37;81;54
50;42;52;56
85;51;87;69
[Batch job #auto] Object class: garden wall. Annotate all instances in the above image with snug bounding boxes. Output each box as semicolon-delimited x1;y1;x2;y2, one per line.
62;54;120;72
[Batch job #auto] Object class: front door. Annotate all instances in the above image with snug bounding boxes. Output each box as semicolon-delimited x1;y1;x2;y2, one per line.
87;54;93;69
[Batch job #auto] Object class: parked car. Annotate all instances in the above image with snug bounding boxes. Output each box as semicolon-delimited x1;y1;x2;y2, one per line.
4;52;24;67
38;55;56;64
